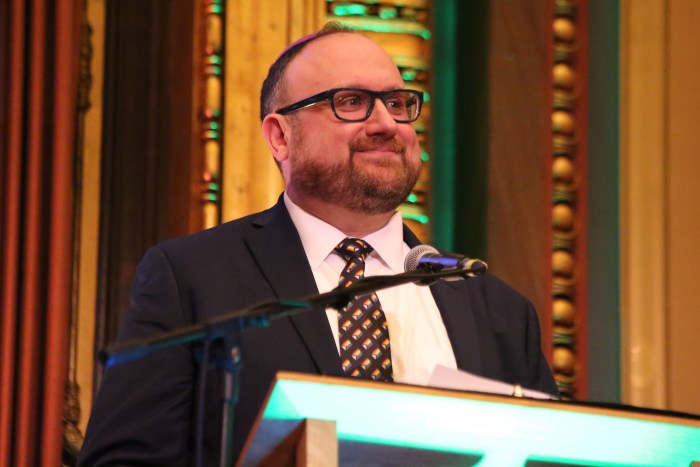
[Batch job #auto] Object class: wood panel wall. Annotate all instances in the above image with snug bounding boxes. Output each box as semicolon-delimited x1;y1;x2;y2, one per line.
95;0;204;355
666;0;700;416
622;0;700;415
487;1;550;322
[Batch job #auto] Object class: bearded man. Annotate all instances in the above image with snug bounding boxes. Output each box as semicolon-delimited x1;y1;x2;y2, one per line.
79;23;558;466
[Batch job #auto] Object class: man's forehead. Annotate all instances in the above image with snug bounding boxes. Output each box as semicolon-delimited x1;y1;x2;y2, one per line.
284;34;401;86
294;33;377;63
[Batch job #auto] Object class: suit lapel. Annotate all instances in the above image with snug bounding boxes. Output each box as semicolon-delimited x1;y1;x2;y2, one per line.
244;199;343;376
402;226;483;375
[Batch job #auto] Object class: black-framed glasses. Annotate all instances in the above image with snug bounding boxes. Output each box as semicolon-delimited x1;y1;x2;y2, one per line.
275;88;423;123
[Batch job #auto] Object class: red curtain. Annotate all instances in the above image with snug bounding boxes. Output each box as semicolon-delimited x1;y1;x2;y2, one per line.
0;0;81;465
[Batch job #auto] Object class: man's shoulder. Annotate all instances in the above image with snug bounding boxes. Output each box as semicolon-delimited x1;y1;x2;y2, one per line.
470;273;531;304
441;271;535;322
159;202;286;252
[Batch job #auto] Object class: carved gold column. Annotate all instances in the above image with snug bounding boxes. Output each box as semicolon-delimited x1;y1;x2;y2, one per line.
66;0;106;456
327;0;433;241
221;1;323;221
550;0;588;400
63;14;95;459
201;0;225;229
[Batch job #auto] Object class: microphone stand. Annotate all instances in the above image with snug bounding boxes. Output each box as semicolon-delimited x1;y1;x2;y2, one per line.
100;265;485;467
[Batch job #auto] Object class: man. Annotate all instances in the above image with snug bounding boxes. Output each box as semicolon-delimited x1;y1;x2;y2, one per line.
79;23;557;466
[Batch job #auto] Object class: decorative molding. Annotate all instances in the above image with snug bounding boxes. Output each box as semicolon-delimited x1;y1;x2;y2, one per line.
549;0;588;400
63;381;83;464
70;0;107;443
201;0;225;229
63;20;91;462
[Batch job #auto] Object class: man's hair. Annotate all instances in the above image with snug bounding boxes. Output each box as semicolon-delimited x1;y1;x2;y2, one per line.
259;22;357;121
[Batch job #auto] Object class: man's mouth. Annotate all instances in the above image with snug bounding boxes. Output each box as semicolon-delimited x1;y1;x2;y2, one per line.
350;138;406;156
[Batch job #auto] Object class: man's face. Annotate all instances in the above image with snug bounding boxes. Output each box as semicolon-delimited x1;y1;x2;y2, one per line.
277;34;422;215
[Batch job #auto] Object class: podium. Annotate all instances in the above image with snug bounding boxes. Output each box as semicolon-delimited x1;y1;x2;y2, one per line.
239;372;700;466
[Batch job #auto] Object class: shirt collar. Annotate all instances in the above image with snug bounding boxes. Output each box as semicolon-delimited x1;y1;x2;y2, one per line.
284;193;406;273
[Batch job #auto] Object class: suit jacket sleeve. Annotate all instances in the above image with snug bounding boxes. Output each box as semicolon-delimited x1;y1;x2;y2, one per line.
464;273;558;396
79;200;335;466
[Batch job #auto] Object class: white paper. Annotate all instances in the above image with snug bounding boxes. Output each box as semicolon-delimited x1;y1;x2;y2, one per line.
428;364;556;400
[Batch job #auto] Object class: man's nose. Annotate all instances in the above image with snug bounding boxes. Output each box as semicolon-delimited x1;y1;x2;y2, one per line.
365;98;399;135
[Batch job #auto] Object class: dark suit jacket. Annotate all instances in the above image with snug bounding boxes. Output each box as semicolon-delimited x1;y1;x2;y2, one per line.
78;198;558;466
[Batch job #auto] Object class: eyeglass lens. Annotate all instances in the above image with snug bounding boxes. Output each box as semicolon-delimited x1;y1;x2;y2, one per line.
332;90;419;122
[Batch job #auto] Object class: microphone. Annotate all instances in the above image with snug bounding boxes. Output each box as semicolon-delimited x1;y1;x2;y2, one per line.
404;245;488;278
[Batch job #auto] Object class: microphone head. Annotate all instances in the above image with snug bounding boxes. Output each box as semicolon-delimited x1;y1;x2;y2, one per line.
404;244;440;272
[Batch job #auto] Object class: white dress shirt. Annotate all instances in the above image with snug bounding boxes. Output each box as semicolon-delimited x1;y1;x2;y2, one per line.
284;193;457;385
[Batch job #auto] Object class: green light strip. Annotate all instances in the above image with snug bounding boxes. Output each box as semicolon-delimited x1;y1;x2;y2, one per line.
332;16;432;40
401;70;417;81
379;8;397;20
261;377;700;466
333;4;367;16
401;213;429;224
430;0;457;250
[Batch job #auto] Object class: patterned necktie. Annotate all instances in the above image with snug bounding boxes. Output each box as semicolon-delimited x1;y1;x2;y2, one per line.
334;237;393;382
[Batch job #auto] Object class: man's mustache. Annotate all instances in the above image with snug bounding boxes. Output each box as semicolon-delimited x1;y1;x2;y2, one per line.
350;137;406;155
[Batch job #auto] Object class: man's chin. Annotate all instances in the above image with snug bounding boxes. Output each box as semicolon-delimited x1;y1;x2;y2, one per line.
359;168;419;193
353;162;409;184
354;182;415;212
347;197;406;216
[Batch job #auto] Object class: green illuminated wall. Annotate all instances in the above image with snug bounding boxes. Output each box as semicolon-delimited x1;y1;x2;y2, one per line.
432;0;490;256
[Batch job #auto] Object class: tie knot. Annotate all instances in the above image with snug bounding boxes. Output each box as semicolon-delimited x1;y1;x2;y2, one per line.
335;237;373;261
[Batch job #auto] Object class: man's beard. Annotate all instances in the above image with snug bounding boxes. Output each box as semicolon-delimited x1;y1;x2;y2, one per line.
290;134;421;215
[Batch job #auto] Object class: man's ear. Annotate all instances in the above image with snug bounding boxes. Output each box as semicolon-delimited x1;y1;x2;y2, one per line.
261;114;291;164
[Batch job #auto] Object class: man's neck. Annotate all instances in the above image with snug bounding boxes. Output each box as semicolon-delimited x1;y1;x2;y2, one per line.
287;191;395;238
